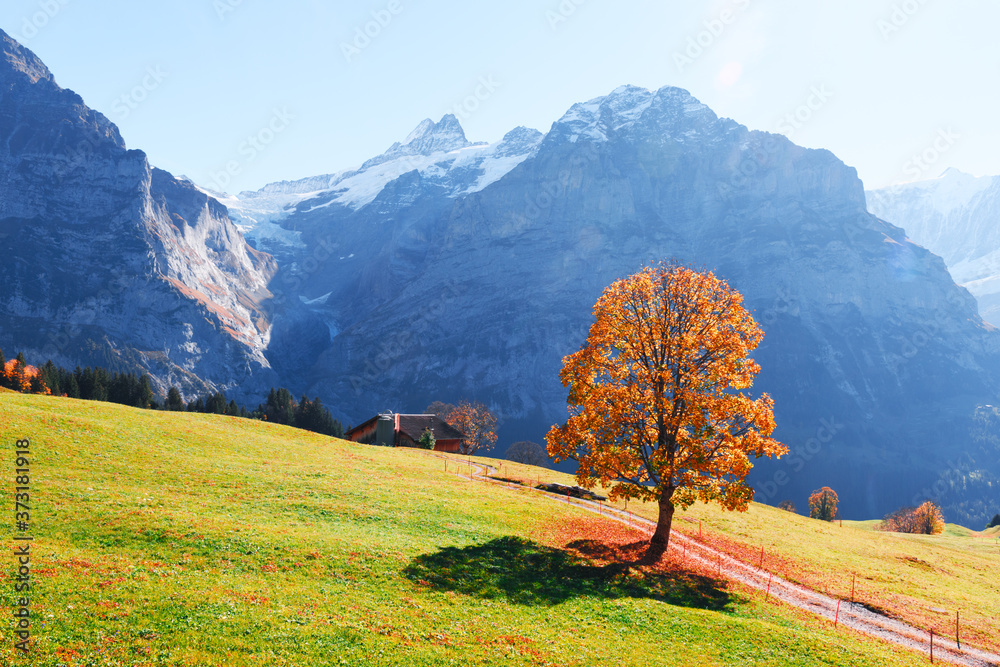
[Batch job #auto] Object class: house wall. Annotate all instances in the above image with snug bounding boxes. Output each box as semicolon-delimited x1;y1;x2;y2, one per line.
434;438;461;453
348;419;378;445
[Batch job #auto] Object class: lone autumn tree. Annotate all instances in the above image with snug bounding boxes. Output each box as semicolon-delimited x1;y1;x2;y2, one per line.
447;400;498;455
880;501;944;534
546;263;785;561
808;487;839;521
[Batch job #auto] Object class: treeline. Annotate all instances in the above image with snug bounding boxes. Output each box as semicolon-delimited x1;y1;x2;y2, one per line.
0;346;343;438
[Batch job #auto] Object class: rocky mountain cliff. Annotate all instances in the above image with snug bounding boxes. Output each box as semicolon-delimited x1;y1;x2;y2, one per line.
235;85;1000;527
0;29;276;395
867;170;1000;327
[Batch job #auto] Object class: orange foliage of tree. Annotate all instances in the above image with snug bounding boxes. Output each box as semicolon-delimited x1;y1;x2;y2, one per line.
808;486;839;521
446;400;498;455
3;359;50;395
880;501;944;534
546;263;785;560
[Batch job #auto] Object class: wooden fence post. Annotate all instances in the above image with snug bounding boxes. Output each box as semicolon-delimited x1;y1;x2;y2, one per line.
930;629;934;663
956;611;960;649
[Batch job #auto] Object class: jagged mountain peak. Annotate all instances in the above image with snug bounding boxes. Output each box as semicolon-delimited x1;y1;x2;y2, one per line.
939;166;972;179
363;113;483;170
487;126;543;159
0;28;53;84
549;84;722;144
402;118;436;144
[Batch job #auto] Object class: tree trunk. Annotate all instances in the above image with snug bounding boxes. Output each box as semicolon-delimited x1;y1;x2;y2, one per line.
646;496;675;562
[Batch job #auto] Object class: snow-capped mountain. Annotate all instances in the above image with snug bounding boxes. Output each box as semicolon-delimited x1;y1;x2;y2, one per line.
251;83;1000;527
220;116;543;253
867;169;1000;325
0;29;276;396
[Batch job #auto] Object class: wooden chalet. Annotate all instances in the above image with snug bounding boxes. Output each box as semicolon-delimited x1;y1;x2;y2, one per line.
345;413;466;453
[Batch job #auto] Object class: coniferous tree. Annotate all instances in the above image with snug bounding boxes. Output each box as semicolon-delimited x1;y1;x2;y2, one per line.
139;375;156;409
265;387;296;425
11;353;27;391
41;361;60;395
28;373;47;395
0;348;9;390
63;372;80;399
166;387;185;411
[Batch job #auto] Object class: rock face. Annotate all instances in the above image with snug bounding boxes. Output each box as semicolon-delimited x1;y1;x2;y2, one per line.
0;30;276;396
867;169;1000;326
241;85;1000;527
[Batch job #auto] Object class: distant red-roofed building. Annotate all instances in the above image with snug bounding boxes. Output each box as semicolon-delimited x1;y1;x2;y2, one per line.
345;413;466;453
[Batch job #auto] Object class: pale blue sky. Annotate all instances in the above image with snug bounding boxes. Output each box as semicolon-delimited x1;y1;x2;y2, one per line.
2;0;996;194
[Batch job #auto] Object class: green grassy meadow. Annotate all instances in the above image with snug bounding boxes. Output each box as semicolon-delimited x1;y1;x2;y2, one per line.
0;392;959;665
603;488;1000;653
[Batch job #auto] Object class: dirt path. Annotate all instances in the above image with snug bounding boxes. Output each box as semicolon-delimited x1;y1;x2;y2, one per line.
447;458;1000;667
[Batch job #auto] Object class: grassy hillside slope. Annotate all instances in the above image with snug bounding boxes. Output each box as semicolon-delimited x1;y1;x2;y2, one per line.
0;393;940;665
489;457;1000;654
648;498;1000;652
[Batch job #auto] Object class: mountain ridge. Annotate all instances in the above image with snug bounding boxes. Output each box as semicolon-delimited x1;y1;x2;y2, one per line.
0;28;277;398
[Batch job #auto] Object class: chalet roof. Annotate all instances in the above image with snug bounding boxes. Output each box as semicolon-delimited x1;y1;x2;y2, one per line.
345;413;467;443
396;414;465;442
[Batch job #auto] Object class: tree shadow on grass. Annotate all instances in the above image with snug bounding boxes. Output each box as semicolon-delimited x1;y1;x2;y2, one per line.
404;536;733;610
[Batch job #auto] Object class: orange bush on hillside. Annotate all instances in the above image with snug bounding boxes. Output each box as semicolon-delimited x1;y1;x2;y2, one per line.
2;358;50;395
879;501;944;535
